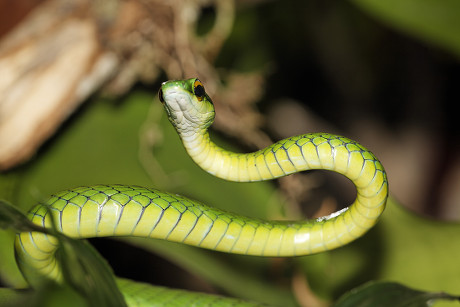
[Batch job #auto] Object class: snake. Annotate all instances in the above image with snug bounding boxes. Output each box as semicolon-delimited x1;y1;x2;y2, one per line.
14;78;388;305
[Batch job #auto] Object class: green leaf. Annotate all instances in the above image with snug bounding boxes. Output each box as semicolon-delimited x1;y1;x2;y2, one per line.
0;284;86;307
0;198;126;307
296;198;460;305
333;281;460;307
0;90;294;305
56;237;127;307
0;200;44;233
350;0;460;57
6;88;459;307
373;199;460;294
0;288;27;306
0;230;26;287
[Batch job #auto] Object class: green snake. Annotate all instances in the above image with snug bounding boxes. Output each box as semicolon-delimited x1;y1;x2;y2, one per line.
15;78;388;305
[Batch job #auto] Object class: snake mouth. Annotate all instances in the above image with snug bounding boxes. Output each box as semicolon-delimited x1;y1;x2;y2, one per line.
158;88;165;104
158;88;174;120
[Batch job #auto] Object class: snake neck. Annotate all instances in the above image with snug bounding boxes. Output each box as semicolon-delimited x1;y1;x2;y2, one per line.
179;129;232;178
180;128;266;182
180;130;388;193
179;129;304;182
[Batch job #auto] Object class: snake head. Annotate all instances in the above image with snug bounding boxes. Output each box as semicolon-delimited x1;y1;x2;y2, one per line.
159;78;215;135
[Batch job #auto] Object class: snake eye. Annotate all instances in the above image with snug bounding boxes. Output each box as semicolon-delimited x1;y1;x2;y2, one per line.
193;79;205;101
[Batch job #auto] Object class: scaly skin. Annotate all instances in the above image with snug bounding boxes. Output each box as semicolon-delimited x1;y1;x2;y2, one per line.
158;78;387;253
15;78;388;305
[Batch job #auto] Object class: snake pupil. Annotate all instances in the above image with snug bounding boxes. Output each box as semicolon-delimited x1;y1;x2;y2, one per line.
194;84;205;99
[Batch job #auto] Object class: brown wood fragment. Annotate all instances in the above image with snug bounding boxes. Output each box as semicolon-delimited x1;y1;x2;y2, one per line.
0;0;119;170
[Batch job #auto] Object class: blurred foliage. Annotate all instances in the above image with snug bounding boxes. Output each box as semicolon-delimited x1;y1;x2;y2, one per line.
299;197;460;306
1;0;460;306
0;92;296;305
0;200;124;307
350;0;460;59
1;89;459;306
333;281;460;307
0;200;272;307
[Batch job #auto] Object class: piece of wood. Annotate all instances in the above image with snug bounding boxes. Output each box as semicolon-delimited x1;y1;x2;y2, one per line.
0;0;120;170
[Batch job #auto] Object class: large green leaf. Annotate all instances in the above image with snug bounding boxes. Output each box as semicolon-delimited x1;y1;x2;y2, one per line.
297;198;460;306
0;199;127;307
2;88;460;306
0;198;273;307
0;230;25;287
350;0;460;57
0;285;86;307
0;90;295;305
334;281;459;307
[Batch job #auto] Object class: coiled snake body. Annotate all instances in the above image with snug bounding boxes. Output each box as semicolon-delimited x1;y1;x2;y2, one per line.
15;78;388;304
